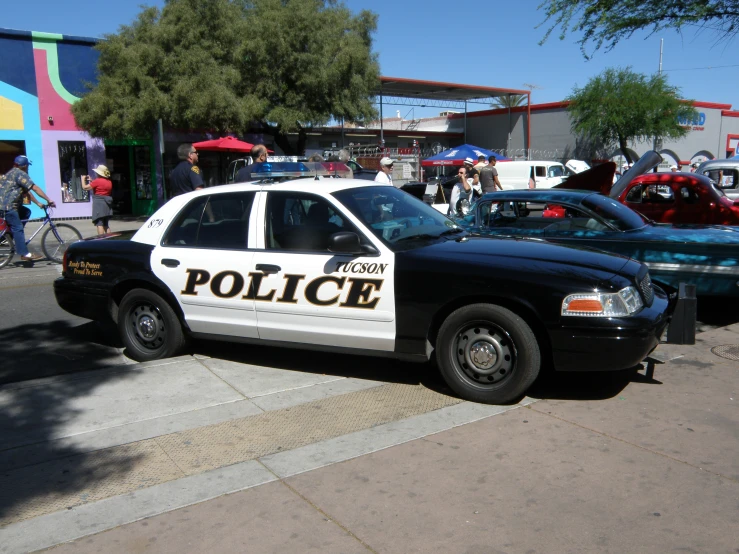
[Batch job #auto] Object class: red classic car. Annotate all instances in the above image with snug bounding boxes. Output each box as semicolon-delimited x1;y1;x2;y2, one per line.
558;152;739;226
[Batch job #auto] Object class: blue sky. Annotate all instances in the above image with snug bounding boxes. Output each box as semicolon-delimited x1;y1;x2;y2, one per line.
4;0;738;119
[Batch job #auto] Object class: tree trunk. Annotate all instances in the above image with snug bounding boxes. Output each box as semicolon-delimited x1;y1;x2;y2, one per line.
618;135;632;164
296;129;307;156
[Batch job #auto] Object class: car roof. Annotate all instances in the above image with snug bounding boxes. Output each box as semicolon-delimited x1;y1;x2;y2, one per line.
480;189;595;202
635;172;711;185
182;177;382;198
697;159;739;169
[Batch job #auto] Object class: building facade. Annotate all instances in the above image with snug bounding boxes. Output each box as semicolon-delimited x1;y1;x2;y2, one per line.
0;29;159;219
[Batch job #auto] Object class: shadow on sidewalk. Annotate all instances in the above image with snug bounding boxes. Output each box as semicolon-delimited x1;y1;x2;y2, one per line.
0;320;125;385
0;320;142;526
193;339;452;395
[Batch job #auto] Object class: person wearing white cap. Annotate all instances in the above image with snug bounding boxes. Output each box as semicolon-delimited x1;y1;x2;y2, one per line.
463;157;481;196
670;165;678;172
374;157;395;186
81;164;114;235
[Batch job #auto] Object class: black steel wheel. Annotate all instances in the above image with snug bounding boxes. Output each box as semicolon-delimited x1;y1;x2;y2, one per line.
0;234;14;269
436;304;540;404
118;289;186;362
42;223;82;263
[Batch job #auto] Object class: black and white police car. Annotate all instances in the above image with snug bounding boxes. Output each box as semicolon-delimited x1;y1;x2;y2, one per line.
55;163;684;404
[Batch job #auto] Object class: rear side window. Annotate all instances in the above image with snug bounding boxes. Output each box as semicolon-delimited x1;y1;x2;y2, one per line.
535;166;546;177
163;192;255;249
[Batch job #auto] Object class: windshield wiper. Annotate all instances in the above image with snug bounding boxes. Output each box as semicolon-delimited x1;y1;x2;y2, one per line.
394;228;464;243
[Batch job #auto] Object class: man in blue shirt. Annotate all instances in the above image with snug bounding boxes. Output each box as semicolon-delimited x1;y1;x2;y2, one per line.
0;155;56;261
235;144;268;183
170;144;204;197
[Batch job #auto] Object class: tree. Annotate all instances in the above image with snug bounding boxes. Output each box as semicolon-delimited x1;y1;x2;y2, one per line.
538;0;739;58
491;94;527;109
565;67;697;163
72;0;380;154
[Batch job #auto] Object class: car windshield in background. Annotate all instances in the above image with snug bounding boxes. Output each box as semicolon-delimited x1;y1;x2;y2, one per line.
332;185;462;249
582;194;647;231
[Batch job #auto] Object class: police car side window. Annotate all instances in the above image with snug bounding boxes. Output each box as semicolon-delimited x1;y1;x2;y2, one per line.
163;192;255;249
266;192;355;252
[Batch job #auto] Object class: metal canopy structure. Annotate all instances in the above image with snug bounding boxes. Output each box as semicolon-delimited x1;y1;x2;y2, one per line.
374;76;531;148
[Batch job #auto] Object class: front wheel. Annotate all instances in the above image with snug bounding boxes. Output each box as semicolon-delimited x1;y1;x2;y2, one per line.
118;288;186;362
436;304;541;404
0;234;14;269
42;223;82;263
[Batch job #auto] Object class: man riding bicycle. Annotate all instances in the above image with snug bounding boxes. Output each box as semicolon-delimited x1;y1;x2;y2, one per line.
0;155;56;261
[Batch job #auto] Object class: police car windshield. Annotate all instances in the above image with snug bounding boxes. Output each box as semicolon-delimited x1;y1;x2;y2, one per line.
332;186;462;250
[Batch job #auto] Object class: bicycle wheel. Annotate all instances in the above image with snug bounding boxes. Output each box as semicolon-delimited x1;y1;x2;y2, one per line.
42;223;82;263
0;233;14;269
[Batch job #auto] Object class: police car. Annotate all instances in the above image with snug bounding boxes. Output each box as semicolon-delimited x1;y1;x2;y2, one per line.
54;163;680;404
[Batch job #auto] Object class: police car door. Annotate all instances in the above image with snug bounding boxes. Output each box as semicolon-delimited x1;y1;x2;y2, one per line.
252;189;395;352
150;191;259;338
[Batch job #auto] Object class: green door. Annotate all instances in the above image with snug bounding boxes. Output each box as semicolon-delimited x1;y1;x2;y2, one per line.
104;139;158;217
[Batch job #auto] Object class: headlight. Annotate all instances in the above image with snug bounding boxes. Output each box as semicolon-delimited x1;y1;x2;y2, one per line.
562;286;643;317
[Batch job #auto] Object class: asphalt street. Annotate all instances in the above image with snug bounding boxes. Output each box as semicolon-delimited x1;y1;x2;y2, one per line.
1;217;738;385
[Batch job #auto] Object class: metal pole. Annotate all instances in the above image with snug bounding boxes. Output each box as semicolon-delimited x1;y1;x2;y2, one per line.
652;38;664;169
464;100;467;144
157;119;167;203
341;116;345;148
508;96;512;156
379;93;384;147
526;92;531;158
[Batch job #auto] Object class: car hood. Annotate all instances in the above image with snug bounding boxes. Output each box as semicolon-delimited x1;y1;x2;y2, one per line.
417;235;633;275
554;151;664;198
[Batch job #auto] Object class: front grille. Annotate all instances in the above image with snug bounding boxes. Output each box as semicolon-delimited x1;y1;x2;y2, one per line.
637;270;654;306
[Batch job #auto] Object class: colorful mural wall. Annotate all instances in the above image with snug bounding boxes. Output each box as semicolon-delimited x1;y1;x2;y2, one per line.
0;29;105;218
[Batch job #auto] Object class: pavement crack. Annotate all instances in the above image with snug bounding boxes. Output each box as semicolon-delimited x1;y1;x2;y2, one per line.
257;460;379;553
529;405;739;484
153;437;189;477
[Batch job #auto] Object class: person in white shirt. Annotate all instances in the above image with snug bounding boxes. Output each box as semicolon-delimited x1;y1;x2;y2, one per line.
374;157;394;186
448;166;472;216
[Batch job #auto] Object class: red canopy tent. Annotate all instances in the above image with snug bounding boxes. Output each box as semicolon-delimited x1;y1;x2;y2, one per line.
192;136;255;153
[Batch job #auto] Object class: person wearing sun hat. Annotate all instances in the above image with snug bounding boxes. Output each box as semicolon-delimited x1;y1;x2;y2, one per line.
374;157;395;186
81;164;114;235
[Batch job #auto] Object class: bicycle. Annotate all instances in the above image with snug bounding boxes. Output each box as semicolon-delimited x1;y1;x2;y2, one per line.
0;205;82;268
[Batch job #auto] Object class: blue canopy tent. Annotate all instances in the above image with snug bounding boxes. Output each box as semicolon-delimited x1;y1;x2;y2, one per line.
422;144;509;167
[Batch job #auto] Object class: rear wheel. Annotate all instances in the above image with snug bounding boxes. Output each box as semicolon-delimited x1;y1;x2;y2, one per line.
118;289;186;362
436;304;541;404
42;223;82;263
0;234;14;269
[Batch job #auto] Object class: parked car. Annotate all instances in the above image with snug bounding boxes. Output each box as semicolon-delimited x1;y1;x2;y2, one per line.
495;160;569;190
344;160;377;181
695;159;739;201
54;166;688;404
560;151;739;226
453;188;739;297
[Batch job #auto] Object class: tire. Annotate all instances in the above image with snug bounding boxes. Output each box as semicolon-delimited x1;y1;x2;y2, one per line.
0;234;14;269
42;223;82;263
118;288;187;362
436;303;541;404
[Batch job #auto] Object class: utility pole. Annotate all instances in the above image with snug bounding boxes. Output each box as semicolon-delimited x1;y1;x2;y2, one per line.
652;39;664;169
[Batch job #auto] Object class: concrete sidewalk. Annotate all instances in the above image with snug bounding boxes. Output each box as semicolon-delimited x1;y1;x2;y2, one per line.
0;325;737;553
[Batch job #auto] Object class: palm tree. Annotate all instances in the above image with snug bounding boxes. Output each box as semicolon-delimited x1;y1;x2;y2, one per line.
491;94;527;109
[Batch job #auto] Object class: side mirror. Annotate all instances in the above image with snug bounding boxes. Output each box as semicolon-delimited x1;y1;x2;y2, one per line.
328;232;377;255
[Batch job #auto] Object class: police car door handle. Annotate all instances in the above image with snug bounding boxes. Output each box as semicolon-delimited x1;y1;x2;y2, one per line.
255;264;281;274
161;258;180;268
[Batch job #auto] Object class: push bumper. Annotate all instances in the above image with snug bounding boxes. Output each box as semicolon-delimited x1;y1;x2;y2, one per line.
549;284;690;372
54;277;113;321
